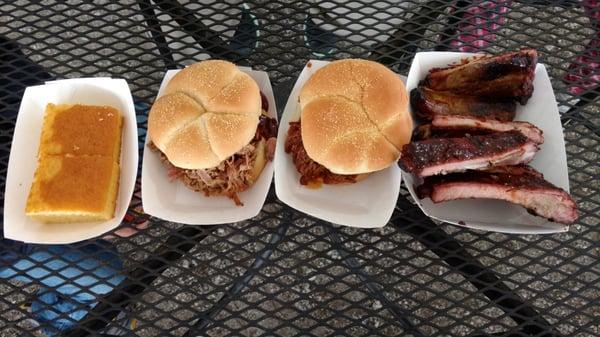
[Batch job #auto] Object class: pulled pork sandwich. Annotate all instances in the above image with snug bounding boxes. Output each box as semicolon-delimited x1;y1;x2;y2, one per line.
285;59;412;186
148;60;277;205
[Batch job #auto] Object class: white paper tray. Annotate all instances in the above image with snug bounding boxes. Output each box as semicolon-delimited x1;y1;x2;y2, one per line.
274;60;402;228
141;67;276;225
3;78;139;243
403;52;571;234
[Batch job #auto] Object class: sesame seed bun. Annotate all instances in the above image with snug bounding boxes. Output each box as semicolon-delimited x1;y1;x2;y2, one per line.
299;59;412;175
148;60;261;169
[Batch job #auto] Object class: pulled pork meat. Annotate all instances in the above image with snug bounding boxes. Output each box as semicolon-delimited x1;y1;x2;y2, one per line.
151;114;277;206
285;121;358;185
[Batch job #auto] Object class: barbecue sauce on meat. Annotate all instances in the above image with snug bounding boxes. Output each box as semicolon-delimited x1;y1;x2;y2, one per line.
285;121;358;186
417;165;548;199
415;165;578;224
400;130;531;174
423;49;537;104
410;86;516;122
256;114;278;140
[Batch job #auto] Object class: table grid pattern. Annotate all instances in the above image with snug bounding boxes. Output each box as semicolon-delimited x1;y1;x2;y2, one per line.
0;1;598;337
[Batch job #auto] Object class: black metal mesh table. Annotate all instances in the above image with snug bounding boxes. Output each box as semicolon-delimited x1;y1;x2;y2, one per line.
0;1;598;336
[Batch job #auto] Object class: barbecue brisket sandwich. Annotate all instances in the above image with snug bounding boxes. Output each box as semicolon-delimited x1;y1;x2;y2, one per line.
285;59;413;186
147;60;277;206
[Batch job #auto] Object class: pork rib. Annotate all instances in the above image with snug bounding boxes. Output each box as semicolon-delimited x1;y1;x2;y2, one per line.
410;86;516;122
416;165;578;224
399;131;539;177
423;49;538;104
431;115;544;144
412;124;488;141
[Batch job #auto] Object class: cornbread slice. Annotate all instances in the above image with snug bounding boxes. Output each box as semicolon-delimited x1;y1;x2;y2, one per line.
39;103;123;159
25;154;120;223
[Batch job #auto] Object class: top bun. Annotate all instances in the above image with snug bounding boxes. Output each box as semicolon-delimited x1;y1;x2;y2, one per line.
148;60;261;169
299;59;412;175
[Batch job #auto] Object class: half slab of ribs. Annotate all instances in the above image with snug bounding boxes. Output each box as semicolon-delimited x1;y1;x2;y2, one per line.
423;48;538;104
416;165;578;224
399;130;539;177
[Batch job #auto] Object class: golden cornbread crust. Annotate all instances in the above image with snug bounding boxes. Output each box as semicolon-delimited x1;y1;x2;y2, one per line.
40;103;122;158
26;103;123;223
26;155;120;223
